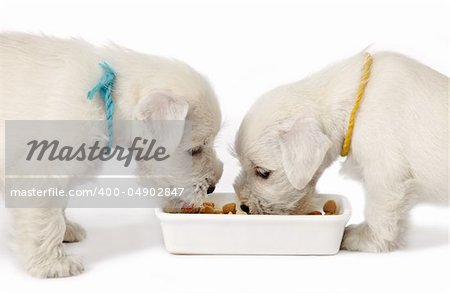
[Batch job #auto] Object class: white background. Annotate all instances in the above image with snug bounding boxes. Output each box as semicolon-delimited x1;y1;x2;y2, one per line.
0;0;448;292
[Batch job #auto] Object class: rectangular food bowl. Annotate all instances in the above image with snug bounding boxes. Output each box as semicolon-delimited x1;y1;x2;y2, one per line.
155;193;351;255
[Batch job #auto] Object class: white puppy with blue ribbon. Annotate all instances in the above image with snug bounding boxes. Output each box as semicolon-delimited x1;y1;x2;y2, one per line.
0;33;223;277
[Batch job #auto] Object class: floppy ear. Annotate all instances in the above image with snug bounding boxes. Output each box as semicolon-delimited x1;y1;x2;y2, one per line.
279;117;331;190
133;92;189;153
133;91;189;121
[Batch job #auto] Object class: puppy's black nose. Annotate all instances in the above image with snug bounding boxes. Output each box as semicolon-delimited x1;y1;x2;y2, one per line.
207;185;216;194
240;204;250;214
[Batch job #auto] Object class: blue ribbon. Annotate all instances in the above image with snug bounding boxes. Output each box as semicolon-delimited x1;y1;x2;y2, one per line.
87;62;116;151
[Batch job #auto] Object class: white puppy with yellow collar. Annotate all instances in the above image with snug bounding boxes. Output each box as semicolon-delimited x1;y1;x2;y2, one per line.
234;51;448;252
0;33;223;277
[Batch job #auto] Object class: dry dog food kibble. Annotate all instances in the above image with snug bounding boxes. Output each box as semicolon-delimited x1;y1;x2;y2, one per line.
164;207;200;213
166;201;247;215
168;200;339;216
199;205;215;214
306;199;338;216
307;210;323;215
222;203;237;214
323;200;337;215
182;207;200;213
202;201;215;208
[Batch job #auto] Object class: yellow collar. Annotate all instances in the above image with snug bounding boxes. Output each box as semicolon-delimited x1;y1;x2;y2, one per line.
341;53;373;157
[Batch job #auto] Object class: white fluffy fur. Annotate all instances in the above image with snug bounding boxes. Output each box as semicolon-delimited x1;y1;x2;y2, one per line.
234;51;448;251
0;33;223;277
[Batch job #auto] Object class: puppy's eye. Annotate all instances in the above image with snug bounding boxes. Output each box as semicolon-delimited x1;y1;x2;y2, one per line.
255;167;271;179
188;146;203;156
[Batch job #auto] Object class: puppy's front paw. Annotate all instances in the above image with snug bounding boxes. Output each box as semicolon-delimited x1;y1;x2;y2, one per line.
27;255;84;278
341;223;398;252
64;221;86;243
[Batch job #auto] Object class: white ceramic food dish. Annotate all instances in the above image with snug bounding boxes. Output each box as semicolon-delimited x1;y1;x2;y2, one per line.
155;193;351;255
